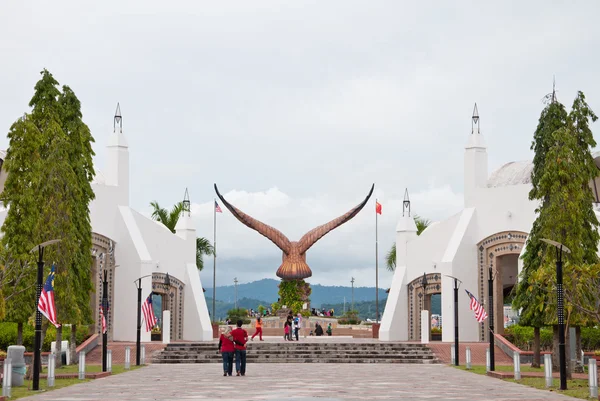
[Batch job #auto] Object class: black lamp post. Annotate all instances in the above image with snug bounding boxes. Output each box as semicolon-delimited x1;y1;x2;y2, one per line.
30;239;61;391
446;275;462;366
488;259;495;372
421;273;428;339
541;238;571;391
102;268;108;372
133;272;171;366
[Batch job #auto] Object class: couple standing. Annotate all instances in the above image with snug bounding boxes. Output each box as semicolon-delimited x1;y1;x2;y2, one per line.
218;320;248;376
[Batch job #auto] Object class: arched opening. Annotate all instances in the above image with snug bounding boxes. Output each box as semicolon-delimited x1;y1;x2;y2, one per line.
407;273;442;341
476;231;527;340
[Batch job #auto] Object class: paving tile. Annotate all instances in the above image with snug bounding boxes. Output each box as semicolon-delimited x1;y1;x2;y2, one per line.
17;363;582;400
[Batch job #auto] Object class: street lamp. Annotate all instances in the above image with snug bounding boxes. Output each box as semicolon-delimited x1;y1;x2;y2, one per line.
351;277;355;312
133;272;171;366
234;277;238;309
488;257;496;372
541;238;571;391
29;239;61;391
446;275;462;366
421;273;428;338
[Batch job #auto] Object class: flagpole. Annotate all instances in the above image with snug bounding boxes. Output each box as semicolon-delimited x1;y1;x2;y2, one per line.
375;197;379;323
213;198;217;323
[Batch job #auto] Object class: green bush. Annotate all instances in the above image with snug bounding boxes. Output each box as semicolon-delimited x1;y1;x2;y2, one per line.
0;323;91;352
431;327;442;335
226;308;251;325
503;325;600;351
338;310;361;325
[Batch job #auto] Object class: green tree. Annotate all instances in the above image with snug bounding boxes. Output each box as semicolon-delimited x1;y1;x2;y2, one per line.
385;215;431;271
0;116;41;341
1;70;96;366
150;201;214;270
513;93;569;367
515;90;599;370
58;84;96;363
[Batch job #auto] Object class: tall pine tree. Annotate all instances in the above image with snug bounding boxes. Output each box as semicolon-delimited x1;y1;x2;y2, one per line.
513;95;568;367
1;70;96;365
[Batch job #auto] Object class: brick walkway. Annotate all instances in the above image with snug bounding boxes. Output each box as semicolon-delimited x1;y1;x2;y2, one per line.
427;342;513;365
17;363;581;400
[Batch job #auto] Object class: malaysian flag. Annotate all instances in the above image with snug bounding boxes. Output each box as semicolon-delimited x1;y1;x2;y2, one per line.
142;294;158;332
99;306;107;334
38;265;60;328
215;201;222;213
465;289;488;323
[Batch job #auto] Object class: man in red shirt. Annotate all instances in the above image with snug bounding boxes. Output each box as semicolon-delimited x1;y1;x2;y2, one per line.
231;319;248;376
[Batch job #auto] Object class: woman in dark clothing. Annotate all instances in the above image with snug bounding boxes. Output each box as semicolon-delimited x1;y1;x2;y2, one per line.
315;323;324;336
218;326;235;376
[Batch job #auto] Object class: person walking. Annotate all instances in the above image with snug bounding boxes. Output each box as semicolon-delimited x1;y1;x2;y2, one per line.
315;322;324;336
296;313;304;338
293;316;300;341
251;316;263;341
231;319;248;376
218;326;235;376
326;323;332;336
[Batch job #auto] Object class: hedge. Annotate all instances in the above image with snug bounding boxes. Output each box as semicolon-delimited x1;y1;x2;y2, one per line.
0;322;92;352
503;325;600;351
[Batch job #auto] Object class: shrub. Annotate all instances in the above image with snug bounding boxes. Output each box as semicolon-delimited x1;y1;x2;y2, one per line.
338;311;361;325
226;308;250;325
0;323;91;352
503;325;600;351
431;327;442;335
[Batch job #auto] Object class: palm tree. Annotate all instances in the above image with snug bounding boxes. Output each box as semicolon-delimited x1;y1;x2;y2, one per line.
150;201;214;271
385;215;431;272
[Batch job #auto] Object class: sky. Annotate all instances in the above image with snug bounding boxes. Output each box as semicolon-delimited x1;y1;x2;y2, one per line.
1;1;600;288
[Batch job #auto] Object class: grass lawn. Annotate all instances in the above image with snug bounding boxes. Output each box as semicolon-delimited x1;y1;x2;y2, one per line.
453;365;593;400
5;364;142;400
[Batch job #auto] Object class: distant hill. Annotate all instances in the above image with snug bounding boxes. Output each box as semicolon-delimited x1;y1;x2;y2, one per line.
205;278;388;308
321;294;441;321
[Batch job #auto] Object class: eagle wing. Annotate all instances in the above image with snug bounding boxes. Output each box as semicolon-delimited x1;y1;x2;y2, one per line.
214;184;292;254
297;184;375;255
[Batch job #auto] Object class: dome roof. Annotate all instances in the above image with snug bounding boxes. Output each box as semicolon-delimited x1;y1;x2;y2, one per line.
488;151;600;188
487;160;533;187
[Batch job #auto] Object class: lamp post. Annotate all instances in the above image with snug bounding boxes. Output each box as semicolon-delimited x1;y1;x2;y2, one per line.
102;268;108;372
29;239;61;391
446;275;462;366
133;272;171;366
234;277;238;309
351;277;355;312
541;238;571;391
421;273;428;338
488;259;495;372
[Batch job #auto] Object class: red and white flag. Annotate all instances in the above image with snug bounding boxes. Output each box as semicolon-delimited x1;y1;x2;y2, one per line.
375;201;382;215
215;201;223;213
465;289;488;323
142;294;158;332
38;265;60;328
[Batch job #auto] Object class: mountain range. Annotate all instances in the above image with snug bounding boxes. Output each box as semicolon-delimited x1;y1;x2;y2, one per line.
205;278;388;308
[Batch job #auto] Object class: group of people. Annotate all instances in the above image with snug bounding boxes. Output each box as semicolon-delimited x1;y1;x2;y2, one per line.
218;320;248;376
283;312;303;341
310;308;335;317
310;322;332;336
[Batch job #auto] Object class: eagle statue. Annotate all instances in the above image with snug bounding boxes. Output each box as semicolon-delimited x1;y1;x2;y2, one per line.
214;183;374;280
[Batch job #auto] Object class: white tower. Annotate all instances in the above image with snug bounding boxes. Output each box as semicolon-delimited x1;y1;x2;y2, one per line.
379;189;418;341
175;188;197;255
105;103;129;206
463;103;488;208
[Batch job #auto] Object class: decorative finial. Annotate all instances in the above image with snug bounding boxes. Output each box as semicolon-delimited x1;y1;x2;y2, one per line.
403;188;411;217
182;188;191;216
471;103;480;134
114;103;122;133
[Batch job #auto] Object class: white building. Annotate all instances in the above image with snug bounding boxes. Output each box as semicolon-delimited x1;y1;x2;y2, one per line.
0;105;213;343
380;104;600;343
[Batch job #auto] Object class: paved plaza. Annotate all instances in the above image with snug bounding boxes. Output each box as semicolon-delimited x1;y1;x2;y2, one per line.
20;363;580;401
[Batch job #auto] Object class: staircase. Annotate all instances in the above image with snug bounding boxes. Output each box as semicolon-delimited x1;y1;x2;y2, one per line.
153;342;439;364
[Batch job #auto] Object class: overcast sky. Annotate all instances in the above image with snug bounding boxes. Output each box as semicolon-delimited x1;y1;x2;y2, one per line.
1;1;599;288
